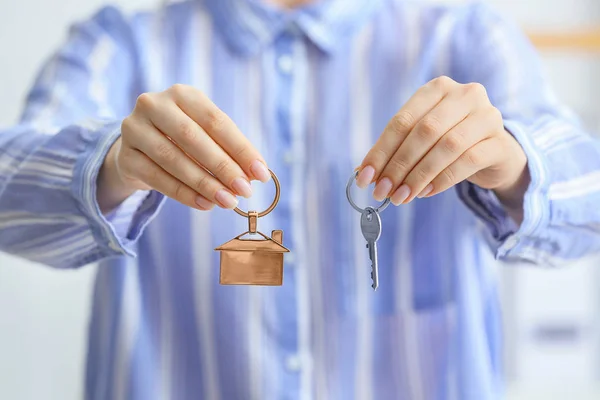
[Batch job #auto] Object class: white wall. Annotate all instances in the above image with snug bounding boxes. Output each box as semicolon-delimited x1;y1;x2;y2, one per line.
0;2;158;399
483;1;600;398
1;1;600;400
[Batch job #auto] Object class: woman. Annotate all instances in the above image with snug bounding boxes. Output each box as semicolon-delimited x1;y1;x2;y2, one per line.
1;0;599;398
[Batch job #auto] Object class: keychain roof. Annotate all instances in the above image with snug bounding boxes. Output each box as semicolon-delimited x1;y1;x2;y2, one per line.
215;231;289;253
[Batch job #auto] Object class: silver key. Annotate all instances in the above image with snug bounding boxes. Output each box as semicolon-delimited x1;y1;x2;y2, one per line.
361;206;382;291
346;171;390;291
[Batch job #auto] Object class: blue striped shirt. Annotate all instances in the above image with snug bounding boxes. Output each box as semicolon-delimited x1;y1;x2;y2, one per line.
2;0;600;399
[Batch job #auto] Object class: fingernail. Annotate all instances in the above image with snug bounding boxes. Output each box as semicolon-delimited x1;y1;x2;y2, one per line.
417;184;434;198
356;166;375;189
215;189;239;209
195;195;214;210
250;160;270;183
391;184;411;206
231;177;252;198
373;178;393;201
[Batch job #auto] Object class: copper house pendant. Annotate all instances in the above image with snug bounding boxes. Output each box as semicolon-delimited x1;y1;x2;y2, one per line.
215;170;290;286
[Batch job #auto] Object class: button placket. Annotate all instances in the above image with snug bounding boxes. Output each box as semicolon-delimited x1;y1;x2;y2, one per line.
277;54;294;74
285;354;302;372
283;150;294;164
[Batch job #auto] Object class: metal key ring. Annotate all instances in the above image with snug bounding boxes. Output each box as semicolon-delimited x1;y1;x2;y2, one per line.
234;169;280;218
346;171;391;214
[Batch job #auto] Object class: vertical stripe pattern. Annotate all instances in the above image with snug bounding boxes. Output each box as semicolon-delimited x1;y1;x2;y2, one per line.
349;22;374;400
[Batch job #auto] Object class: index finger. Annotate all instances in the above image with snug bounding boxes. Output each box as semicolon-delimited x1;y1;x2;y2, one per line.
356;76;456;188
168;84;270;182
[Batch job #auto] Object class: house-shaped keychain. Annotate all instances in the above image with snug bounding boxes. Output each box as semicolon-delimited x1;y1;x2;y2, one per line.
215;171;290;286
215;224;289;285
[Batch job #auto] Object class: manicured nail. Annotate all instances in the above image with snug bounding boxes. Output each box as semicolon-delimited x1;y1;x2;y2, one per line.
195;195;214;210
215;189;239;209
250;160;270;183
231;177;252;198
391;184;411;205
373;177;393;201
356;166;375;189
417;184;434;198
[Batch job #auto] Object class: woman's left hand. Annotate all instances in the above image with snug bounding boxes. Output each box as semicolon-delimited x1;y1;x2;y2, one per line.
357;76;529;208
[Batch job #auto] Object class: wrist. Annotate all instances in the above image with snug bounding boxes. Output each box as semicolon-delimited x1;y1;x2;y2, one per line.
493;164;530;209
492;140;530;223
97;137;137;214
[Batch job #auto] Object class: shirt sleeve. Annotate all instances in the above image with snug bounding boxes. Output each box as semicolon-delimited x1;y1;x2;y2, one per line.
452;3;600;266
0;6;165;268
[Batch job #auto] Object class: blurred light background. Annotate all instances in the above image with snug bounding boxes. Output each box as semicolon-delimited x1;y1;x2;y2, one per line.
1;0;600;399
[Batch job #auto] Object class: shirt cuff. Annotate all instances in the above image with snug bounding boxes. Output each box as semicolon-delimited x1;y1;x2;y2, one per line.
71;122;165;257
457;119;551;263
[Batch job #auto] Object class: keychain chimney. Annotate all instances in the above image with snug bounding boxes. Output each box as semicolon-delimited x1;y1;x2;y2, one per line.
271;230;283;244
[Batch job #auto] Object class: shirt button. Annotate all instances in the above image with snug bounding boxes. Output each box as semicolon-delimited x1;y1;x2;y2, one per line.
285;354;302;372
282;150;294;164
277;54;293;74
285;253;296;266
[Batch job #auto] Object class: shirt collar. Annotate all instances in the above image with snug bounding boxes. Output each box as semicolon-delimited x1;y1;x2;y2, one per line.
202;0;383;55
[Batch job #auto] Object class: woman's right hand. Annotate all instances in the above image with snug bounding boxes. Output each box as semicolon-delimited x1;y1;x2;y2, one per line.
99;84;270;213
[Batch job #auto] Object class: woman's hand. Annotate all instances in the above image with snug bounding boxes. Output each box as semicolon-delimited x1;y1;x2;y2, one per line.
98;84;270;213
357;76;529;214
